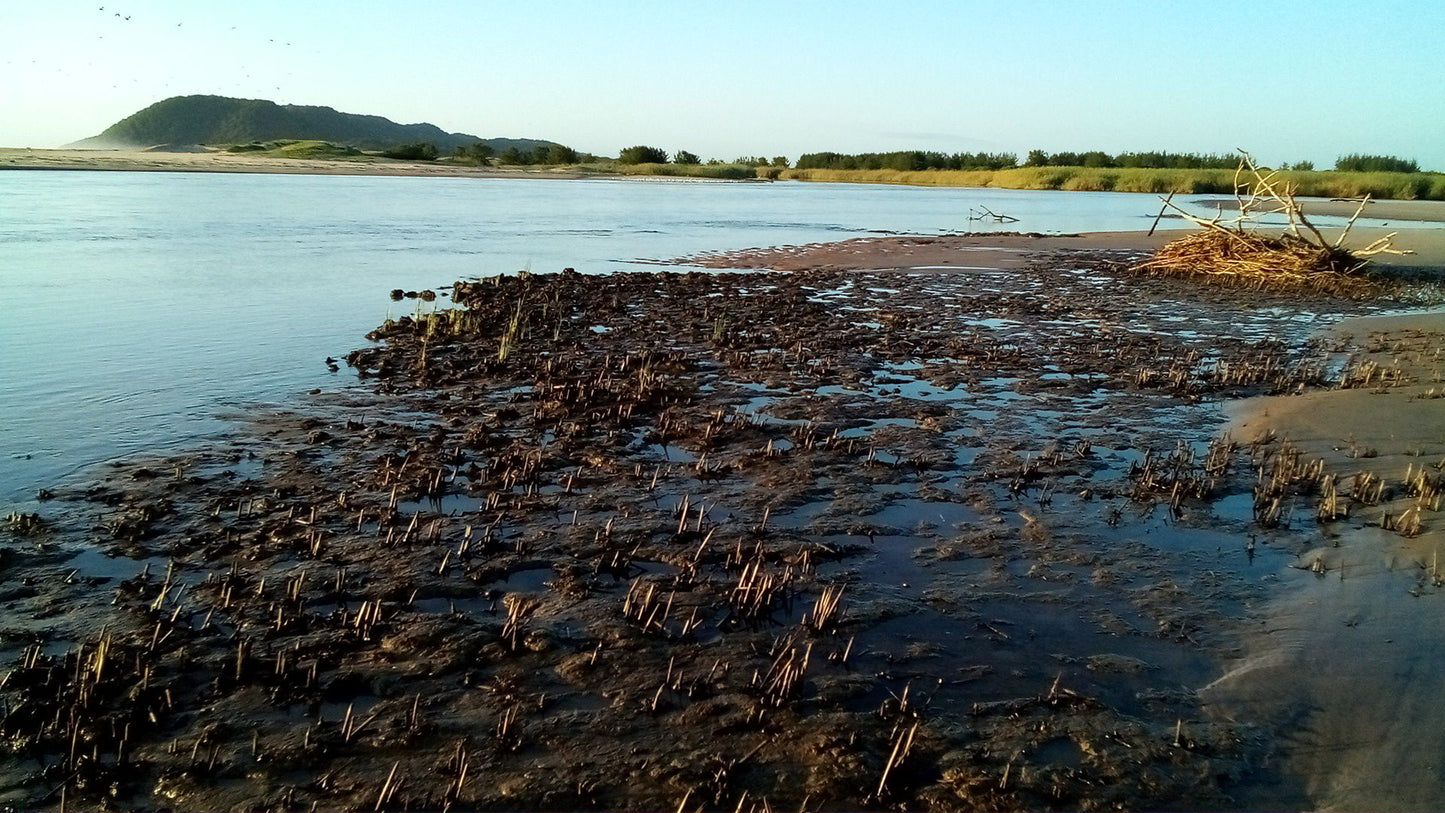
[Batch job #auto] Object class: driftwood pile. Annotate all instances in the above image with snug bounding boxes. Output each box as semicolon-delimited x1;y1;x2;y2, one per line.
1134;152;1406;293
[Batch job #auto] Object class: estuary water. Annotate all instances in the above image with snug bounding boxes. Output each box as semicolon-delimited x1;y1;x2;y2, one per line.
0;170;1383;506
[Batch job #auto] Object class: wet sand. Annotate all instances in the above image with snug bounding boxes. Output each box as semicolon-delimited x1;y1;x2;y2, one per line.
1209;311;1445;811
2;230;1443;811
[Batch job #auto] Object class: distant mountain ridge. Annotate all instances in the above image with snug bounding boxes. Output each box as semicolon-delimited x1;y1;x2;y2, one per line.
69;95;553;154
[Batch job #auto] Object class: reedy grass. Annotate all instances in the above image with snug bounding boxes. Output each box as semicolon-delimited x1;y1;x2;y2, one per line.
575;161;758;180
776;166;1445;200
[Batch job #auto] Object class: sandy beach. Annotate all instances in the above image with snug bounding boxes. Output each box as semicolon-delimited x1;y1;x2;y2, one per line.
0;147;592;179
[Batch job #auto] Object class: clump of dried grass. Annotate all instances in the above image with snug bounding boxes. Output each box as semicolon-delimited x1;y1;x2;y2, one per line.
1133;151;1408;294
1136;229;1366;289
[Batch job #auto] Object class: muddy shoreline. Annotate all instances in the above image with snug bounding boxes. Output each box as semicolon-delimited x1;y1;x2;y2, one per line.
2;240;1442;811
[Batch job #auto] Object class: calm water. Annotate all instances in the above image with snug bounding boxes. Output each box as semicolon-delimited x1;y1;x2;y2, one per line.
0;170;1387;506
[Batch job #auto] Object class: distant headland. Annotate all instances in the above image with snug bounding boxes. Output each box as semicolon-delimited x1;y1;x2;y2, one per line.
66;94;554;156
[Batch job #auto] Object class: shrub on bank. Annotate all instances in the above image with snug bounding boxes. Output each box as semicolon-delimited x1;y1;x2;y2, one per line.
618;145;669;165
269;140;363;158
383;142;438;161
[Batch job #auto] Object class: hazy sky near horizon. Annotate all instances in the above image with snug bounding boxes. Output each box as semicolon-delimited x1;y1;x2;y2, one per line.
3;0;1441;169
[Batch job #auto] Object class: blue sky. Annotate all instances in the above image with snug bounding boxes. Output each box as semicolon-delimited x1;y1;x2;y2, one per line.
3;0;1441;169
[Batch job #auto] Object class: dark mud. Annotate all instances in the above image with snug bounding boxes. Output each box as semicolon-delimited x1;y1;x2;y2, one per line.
2;251;1440;811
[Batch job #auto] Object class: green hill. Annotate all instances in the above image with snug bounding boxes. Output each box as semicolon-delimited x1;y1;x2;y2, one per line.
69;95;553;154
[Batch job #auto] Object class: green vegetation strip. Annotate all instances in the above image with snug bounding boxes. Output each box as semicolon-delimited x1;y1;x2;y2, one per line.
574;162;759;180
211;139;1443;199
776;167;1445;200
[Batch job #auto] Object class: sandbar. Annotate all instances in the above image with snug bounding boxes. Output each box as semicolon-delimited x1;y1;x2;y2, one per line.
1198;196;1445;224
673;228;1445;272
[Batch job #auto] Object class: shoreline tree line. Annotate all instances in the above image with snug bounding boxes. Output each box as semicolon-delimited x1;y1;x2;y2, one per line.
390;140;1427;176
795;150;1425;173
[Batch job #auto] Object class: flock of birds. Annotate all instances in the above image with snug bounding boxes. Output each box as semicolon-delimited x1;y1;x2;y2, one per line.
3;6;307;96
97;6;293;46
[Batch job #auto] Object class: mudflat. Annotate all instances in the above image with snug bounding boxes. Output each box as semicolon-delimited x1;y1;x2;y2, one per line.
2;222;1442;810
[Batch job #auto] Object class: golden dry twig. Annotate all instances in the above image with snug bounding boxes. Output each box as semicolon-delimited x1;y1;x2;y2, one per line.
1134;151;1405;293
